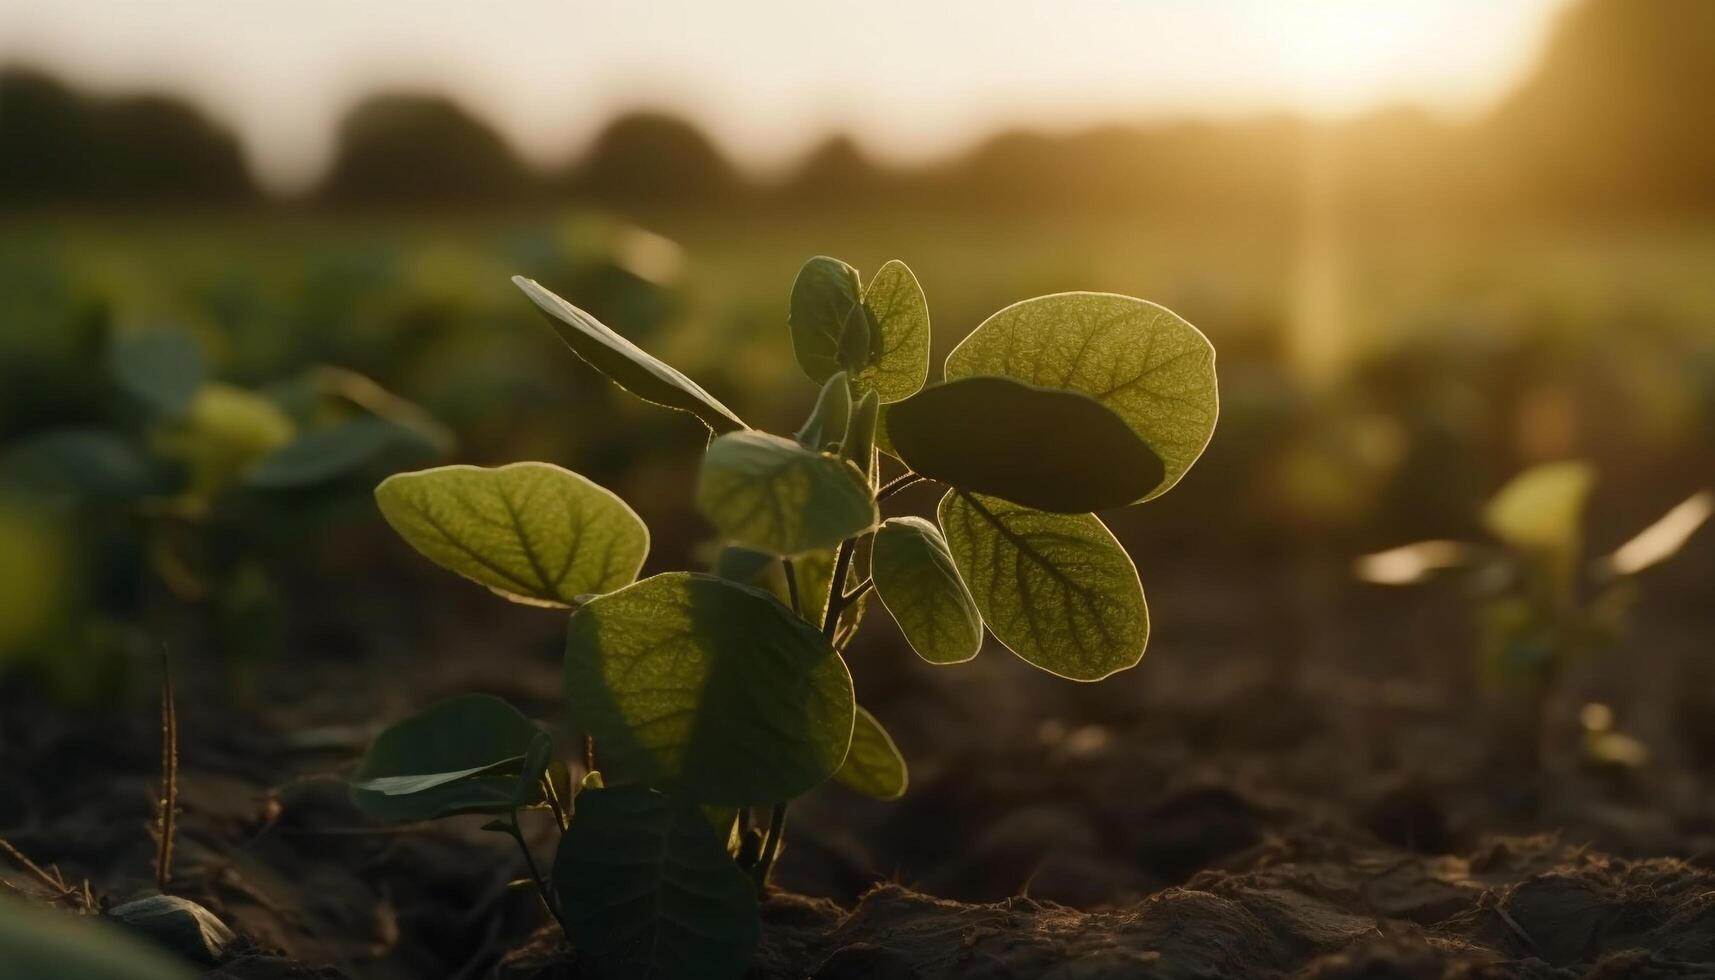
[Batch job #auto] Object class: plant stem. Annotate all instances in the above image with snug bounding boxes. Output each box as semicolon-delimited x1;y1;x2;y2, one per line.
822;538;858;640
582;734;596;774
155;648;178;893
508;811;567;934
753;801;788;889
540;774;569;832
842;577;873;605
876;472;924;501
782;557;803;617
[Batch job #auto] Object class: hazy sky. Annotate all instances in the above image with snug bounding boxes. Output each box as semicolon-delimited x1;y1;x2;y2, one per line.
1;0;1574;192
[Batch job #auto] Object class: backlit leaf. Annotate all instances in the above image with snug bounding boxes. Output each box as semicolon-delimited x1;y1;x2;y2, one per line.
886;376;1165;511
564;572;854;806
853;260;930;402
553;786;758;980
938;490;1147;681
696;431;877;556
790;257;930;403
871;517;981;665
376;462;648;608
946;292;1217;500
834;706;908;800
351;694;549;823
514;276;745;434
1484;460;1595;554
789;256;864;384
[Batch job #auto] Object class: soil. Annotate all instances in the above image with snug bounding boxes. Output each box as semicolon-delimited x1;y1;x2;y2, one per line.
5;541;1714;979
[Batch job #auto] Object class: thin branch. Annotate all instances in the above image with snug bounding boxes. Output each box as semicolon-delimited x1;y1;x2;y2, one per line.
156;648;179;892
821;538;858;640
842;578;873;605
781;558;803;617
752;802;787;889
540;775;569;833
507;811;567;935
0;837;76;900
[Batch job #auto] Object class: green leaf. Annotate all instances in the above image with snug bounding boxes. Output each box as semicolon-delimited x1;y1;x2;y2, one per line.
696;431;877;556
886;376;1165;512
564;572;854;806
946;292;1217;500
0;897;197;980
247;417;431;489
1484;460;1595;554
351;694;549;823
834;706;908;800
376;462;648;608
794;371;851;452
855;259;931;402
938;490;1147;681
109;324;207;417
789;256;864;384
0;428;162;500
871;517;982;665
789;258;931;404
552;786;758;980
514;275;746;434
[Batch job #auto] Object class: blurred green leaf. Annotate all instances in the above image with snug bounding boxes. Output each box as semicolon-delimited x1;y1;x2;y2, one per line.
794;371;851;452
887;376;1165;512
1483;460;1595;555
108;324;207;417
564;572;854;806
938;490;1147;680
552;786;758;980
871;516;981;665
0;898;197;980
247;416;431;489
696;432;876;556
514;275;745;434
834;705;908;800
153;383;296;501
351;694;549;823
946;292;1217;501
376;462;648;608
0;428;160;500
1598;490;1714;577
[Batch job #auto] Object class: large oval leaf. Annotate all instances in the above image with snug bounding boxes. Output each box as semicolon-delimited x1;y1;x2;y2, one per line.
564;572;854;806
834;706;908;800
696;431;877;556
789;257;865;384
871;517;982;665
0;898;197;980
553;786;758;980
946;292;1217;500
886;376;1165;512
938;490;1147;681
853;260;930;402
376;462;648;608
514;276;745;434
350;694;549;823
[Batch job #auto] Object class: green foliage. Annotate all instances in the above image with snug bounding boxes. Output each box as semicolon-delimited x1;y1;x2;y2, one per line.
886;376;1165;512
834;706;908;800
515;275;746;433
695;431;876;556
108;323;207;417
376;462;648;608
0;898;197;980
247;416;433;489
871;516;981;665
939;491;1148;680
946;292;1217;501
1482;460;1594;556
350;694;550;822
789;257;929;402
361;254;1217;979
564;572;854;806
553;786;759;980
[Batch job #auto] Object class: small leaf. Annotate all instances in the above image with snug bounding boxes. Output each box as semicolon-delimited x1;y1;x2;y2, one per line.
854;259;930;403
514;276;745;434
696;431;877;556
564;572;854;806
0;428;161;500
794;372;851;452
351;694;550;822
886;376;1165;512
109;324;207;417
834;706;908;800
871;517;982;665
946;292;1217;500
247;417;431;489
938;490;1147;681
789;256;864;385
1484;461;1595;554
552;786;758;980
836;302;873;375
376;462;648;607
1597;490;1714;578
0;896;198;980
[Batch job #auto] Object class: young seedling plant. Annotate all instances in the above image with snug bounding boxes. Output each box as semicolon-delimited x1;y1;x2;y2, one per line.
350;257;1219;979
1357;461;1712;771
